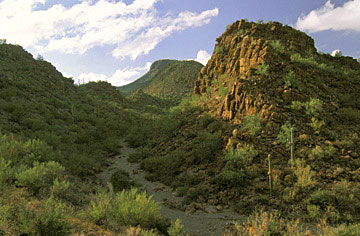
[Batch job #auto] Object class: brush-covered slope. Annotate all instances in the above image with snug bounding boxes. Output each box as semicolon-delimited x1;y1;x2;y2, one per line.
128;20;360;225
0;43;130;176
118;59;203;103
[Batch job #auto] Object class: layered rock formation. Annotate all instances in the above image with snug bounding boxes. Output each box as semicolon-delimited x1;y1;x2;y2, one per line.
194;20;360;126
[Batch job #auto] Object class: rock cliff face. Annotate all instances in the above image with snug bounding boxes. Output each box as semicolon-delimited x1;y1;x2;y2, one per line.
194;20;360;125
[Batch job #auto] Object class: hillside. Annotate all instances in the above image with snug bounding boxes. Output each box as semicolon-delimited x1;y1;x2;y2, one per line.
118;59;203;104
127;19;360;233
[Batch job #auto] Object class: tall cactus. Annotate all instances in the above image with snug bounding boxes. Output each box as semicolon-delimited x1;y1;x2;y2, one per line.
268;154;273;193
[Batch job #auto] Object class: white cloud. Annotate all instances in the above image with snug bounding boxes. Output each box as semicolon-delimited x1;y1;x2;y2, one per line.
331;49;342;56
0;0;218;60
194;50;211;65
75;62;152;86
296;0;360;33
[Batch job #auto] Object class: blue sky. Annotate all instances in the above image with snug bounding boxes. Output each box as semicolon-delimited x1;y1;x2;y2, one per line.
1;0;359;86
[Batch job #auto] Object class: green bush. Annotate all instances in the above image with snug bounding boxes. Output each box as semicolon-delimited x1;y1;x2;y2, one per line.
31;196;72;236
110;169;133;192
270;40;285;53
256;61;269;75
16;161;65;195
86;190;112;225
224;145;258;170
0;158;14;184
1;196;72;236
309;117;325;134
125;125;150;147
293;159;316;189
199;113;215;128
191;132;222;164
305;98;323;118
108;188;161;230
214;46;223;55
219;85;228;99
241;114;261;135
283;71;302;90
336;107;360;124
308;145;336;160
276;122;294;148
168;219;187;236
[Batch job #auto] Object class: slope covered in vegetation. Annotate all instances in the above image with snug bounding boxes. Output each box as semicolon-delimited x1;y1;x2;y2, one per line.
127;19;360;234
118;59;203;104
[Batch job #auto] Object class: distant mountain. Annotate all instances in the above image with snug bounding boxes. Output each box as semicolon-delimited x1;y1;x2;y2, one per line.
118;59;203;104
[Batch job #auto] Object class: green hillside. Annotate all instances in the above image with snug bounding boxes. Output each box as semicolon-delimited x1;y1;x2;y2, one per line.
118;59;203;104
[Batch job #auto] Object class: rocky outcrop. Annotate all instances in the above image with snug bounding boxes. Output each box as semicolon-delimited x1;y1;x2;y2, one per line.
194;20;318;123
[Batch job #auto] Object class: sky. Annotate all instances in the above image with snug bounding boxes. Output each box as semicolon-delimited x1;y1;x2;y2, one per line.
1;0;360;86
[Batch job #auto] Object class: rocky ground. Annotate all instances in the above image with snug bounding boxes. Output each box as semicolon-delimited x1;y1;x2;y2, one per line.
97;139;243;236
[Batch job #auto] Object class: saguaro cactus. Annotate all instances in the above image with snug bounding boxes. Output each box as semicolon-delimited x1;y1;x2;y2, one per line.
268;154;273;193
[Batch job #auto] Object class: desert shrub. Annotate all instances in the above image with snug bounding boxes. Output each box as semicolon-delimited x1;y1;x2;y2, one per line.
51;178;71;199
339;93;360;109
255;61;269;75
219;85;228;99
30;196;72;236
270;40;284;53
207;120;223;133
108;188;162;230
336;107;360;123
199;113;215;128
141;151;184;183
228;210;304;236
284;71;302;90
276;122;294;148
168;219;187;236
307;204;320;220
216;170;244;188
128;148;151;163
0;158;14;184
305;98;323;118
110;169;133;192
191;132;222;164
308;190;334;209
293;159;316;189
2;196;72;236
308;145;336;160
125;125;151;147
0;134;56;167
214;46;223;55
224;145;258;170
241;114;261;135
290;101;304;110
86;190;112;225
309;117;325;134
16;161;65;195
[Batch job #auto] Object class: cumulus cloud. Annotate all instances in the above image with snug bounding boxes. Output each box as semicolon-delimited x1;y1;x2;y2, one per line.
0;0;218;60
296;0;360;33
74;62;152;86
193;50;211;65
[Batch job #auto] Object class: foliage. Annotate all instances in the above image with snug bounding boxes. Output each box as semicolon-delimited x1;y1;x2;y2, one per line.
333;50;343;57
168;219;187;236
270;40;284;53
86;190;112;225
16;161;65;195
219;85;228;99
308;145;336;160
305;98;323;118
110;169;133;192
215;46;224;55
309;117;325;134
255;61;269;75
276;122;294;148
0;195;72;236
241;114;261;136
108;188;162;230
293;159;316;189
336;107;360;124
283;70;302;90
199;113;215;128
